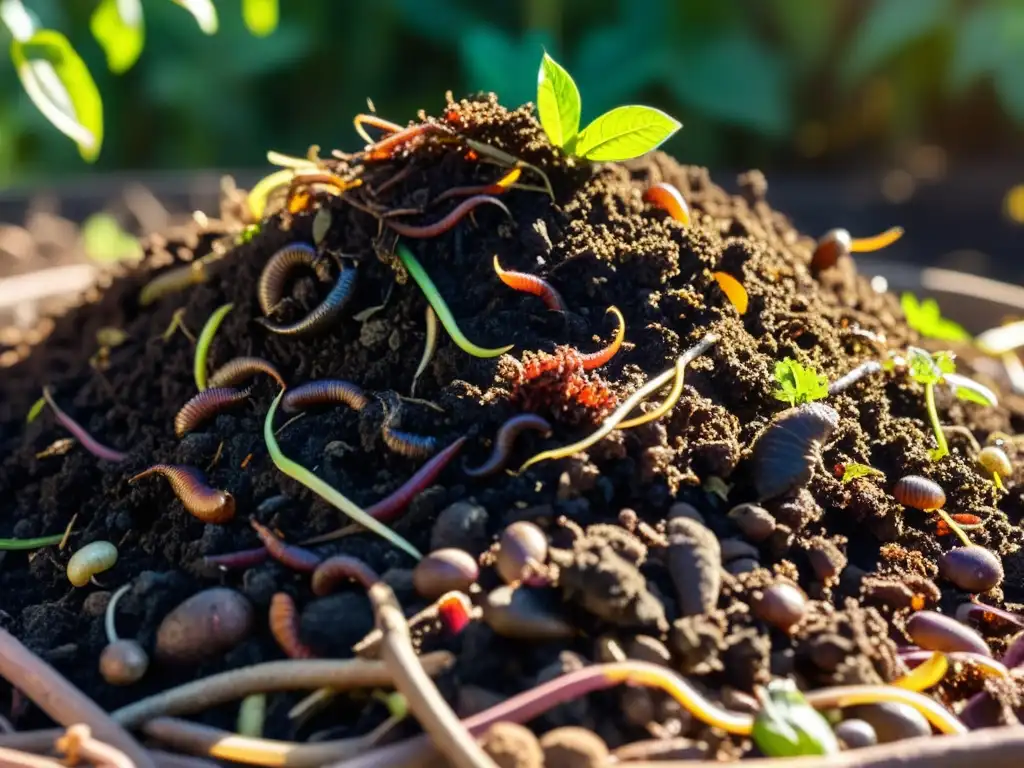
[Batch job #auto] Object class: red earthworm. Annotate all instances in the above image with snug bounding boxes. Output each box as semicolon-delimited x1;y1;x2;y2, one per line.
41;387;127;463
259;260;358;336
203;547;269;570
381;420;438;458
269;593;314;659
129;464;235;524
311;555;380;596
577;306;626;370
492;254;565;312
362;122;451;161
433;168;522;205
249;520;322;573
463;414;553;477
385;195;511;238
208;357;286;390
174;387;251;438
281;380;369;413
257;243;330;316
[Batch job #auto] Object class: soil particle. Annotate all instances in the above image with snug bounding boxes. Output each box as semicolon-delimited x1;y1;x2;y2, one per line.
479;722;544;768
540;727;609;768
669;611;727;676
665;516;722;617
299;593;373;657
845;702;931;743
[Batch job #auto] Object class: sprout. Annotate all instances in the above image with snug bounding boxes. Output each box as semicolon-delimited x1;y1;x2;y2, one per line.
752;679;839;757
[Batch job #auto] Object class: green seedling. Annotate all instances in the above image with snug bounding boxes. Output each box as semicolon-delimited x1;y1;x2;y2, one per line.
537;52;681;162
0;533;64;551
236;693;266;738
773;358;828;407
752;679;839;757
194;303;234;390
26;395;46;423
901;293;970;342
840;462;885;484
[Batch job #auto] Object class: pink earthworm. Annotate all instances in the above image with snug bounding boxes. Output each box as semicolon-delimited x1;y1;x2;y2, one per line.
463;414;553;477
42;387;127;463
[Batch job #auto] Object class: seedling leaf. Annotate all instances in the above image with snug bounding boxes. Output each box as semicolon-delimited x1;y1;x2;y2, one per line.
841;462;885;483
901;293;970;341
907;347;950;386
10;29;104;161
753;679;839;757
574;105;681;162
773;358;829;407
90;0;143;74
243;0;278;37
170;0;218;34
26;395;45;423
945;372;998;407
537;51;581;149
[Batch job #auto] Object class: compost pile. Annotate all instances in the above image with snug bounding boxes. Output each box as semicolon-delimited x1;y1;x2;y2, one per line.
2;93;1024;765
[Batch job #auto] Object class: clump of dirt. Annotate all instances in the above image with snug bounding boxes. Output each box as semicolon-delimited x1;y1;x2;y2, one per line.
1;93;1023;756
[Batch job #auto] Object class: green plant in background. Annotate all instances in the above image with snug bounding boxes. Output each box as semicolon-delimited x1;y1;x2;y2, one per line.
901;293;970;342
80;212;142;263
772;358;829;407
752;679;839;757
536;51;680;161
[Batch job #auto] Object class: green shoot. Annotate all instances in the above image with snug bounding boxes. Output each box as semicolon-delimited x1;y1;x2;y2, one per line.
901;293;970;342
194;303;234;391
263;391;422;560
537;52;681;162
906;347;954;461
772;358;828;407
236;223;261;245
90;0;144;74
840;462;885;484
242;0;278;37
373;690;409;720
396;246;513;358
0;533;65;551
236;693;266;738
944;372;998;407
26;395;46;423
752;679;839;757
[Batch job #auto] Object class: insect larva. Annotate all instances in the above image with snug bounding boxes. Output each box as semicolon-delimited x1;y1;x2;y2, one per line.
752;402;840;500
464;414;552;477
207;357;286;390
268;593;314;659
493;255;565;312
257;243;330;316
174;387;251;438
892;475;946;511
250;520;321;573
382;422;438;458
577;307;625;370
129;464;235;524
67;541;118;587
281;380;368;413
258;261;358;336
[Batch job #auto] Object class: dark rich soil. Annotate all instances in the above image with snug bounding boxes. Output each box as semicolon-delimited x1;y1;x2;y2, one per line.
2;94;1024;759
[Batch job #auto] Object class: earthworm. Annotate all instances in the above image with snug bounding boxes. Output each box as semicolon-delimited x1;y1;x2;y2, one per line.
900;649;1008;679
433;168;521;205
362;122;450;161
41;387;127;462
264;392;422;559
130;464;235;524
203;547;269;570
578;306;625;370
0;628;155;768
410;307;437;396
643;182;690;225
109;654;454;728
463;414;553;477
257;243;327;316
492;254;565;312
311;555;380;596
194;303;234;391
269;593;315;659
397;246;513;357
259;260;357;336
281;379;368;413
287;172;359;201
751;402;839;500
828;360;883;395
353;113;403;144
516;334;718;474
618;355;686;429
139;262;206;306
208;356;286;390
386;195;511;238
891;650;948;691
250;520;321;573
381;421;438;458
67;541;118;587
174;387;251;438
57;725;135;768
812;226;904;271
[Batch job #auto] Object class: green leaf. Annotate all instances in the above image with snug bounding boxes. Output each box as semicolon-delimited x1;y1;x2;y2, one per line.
901;293;970;342
537;51;581;149
769;0;838;75
90;0;144;74
841;462;885;483
753;680;839;757
243;0;278;37
169;0;218;34
26;395;45;423
949;4;1001;93
773;358;829;406
907;347;953;385
10;29;104;161
573;105;681;162
944;372;998;407
839;0;951;89
81;213;142;264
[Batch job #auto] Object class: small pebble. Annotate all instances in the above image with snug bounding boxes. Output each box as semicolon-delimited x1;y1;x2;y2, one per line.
625;635;672;667
82;591;112;618
835;719;878;750
846;702;931;743
483;586;574;640
155;588;254;664
727;503;775;542
412;548;479;599
668;502;705;524
720;538;759;562
752;583;807;632
540;727;609;768
906;610;991;656
938;546;1003;592
495;521;549;585
726;557;760;576
99;639;149;686
301;594;374;657
479;722;543;768
430;501;489;554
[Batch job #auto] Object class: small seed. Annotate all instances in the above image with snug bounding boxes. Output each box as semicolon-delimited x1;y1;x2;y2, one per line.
480;722;543;768
845;703;930;744
727;503;775;542
752;583;807;632
835;719;878;750
412;548;479;599
482;585;574;640
99;639;149;686
67;541;118;587
155;588;254;664
892;475;945;511
905;610;991;656
495;521;548;585
938;546;1003;593
540;727;608;768
978;446;1012;478
810;228;852;272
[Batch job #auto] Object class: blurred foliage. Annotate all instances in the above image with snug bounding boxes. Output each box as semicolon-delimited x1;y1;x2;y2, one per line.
0;0;1022;186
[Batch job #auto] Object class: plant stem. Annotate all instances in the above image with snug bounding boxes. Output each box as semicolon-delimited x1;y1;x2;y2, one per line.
0;533;64;551
933;508;974;547
925;383;949;459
